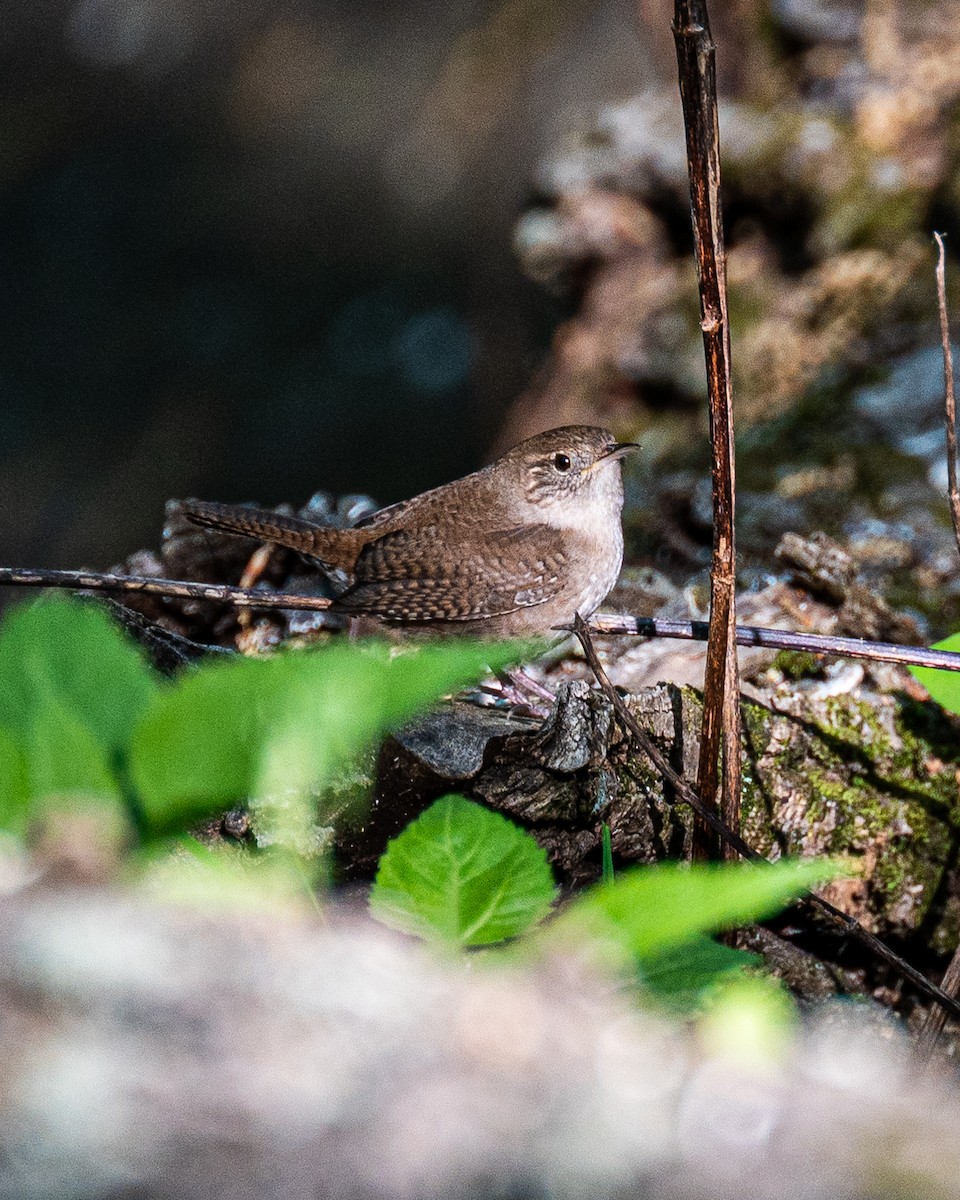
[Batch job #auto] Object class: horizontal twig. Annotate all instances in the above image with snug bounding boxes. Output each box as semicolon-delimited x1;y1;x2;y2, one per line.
0;567;333;612
3;566;960;675
588;612;960;674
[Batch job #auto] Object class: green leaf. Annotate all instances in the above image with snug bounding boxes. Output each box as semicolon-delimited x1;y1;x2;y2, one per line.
909;632;960;714
369;794;557;947
556;858;840;962
129;654;271;828
0;727;30;834
0;595;158;756
638;935;762;1012
601;822;614;883
25;690;119;805
130;639;524;836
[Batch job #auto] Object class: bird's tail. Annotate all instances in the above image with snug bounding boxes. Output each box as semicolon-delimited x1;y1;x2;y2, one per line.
180;500;359;569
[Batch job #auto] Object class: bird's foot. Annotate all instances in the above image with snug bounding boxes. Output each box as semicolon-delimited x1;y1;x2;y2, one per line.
480;667;555;719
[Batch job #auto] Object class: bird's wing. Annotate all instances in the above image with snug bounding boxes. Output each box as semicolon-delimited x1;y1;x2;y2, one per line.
331;524;569;624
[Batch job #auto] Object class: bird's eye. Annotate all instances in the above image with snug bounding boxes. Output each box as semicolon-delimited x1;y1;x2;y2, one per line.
553;453;572;472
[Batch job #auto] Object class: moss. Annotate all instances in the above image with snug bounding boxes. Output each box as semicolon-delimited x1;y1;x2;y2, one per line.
802;695;960;930
815;696;895;753
738;701;778;853
729;687;960;943
772;650;822;680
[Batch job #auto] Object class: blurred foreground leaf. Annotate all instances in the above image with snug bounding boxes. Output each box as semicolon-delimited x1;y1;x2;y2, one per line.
0;596;524;859
135;835;315;911
698;974;798;1065
555;859;840;964
130;640;525;836
25;690;119;804
909;632;960;713
370;794;557;947
0;596;157;819
0;727;29;834
0;594;157;755
638;935;763;1013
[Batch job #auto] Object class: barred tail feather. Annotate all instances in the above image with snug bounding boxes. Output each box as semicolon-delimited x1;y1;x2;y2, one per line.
180;500;355;567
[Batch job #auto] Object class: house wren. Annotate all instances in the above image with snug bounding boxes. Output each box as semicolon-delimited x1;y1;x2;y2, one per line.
182;426;636;638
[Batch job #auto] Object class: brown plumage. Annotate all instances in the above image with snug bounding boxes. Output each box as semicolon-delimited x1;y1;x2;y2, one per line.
182;426;636;638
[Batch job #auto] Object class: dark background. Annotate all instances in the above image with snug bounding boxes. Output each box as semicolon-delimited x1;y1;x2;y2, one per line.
0;0;663;572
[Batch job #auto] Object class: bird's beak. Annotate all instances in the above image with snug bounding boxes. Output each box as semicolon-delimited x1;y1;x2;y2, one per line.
602;442;640;462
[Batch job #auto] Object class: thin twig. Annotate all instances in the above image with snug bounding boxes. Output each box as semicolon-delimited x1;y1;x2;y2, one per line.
571;616;757;858
920;949;960;1057
920;233;960;1056
571;616;960;1022
673;0;741;858
0;567;333;613
937;232;960;555
5;565;960;674
587;612;960;673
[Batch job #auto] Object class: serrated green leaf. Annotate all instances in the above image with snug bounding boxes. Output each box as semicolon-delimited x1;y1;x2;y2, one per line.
0;726;30;834
0;595;158;755
130;639;524;836
557;858;840;962
909;632;960;714
370;794;557;947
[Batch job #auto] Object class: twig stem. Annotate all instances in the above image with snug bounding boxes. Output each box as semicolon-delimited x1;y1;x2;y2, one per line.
673;0;740;858
936;232;960;555
587;612;960;673
0;567;333;613
4;565;960;674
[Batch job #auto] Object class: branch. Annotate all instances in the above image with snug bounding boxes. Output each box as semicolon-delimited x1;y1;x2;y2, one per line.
587;612;960;673
4;565;960;674
0;567;332;613
936;232;960;558
673;0;740;858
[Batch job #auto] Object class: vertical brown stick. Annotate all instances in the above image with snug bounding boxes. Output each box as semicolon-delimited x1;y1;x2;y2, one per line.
921;232;960;1058
936;232;960;552
672;0;741;859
